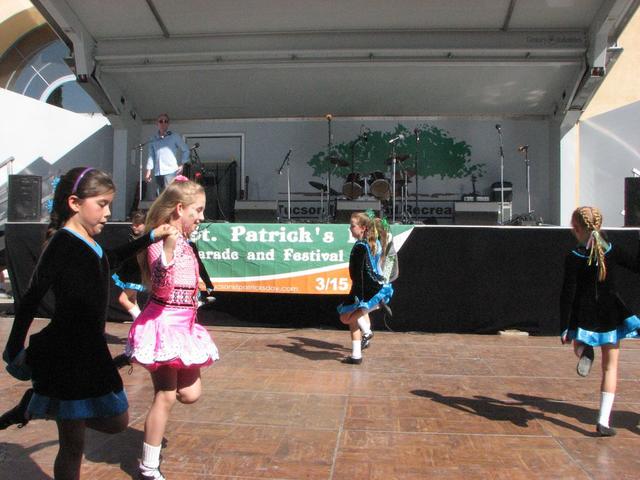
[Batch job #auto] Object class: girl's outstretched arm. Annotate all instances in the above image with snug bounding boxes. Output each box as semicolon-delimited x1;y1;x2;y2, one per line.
5;235;61;360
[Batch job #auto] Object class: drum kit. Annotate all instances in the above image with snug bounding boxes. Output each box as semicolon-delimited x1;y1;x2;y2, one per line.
308;152;417;222
306;115;419;223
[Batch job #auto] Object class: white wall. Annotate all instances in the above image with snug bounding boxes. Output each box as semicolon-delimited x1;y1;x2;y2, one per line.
141;116;554;222
561;100;640;227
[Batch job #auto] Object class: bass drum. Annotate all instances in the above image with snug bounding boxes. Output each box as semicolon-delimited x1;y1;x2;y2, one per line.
369;171;391;200
342;172;364;200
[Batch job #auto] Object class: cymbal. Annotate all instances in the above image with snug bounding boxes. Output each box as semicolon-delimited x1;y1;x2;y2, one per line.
309;181;340;196
328;156;349;167
386;154;410;165
395;168;416;180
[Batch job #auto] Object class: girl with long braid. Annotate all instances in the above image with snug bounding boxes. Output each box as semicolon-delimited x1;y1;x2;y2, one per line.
561;206;640;436
337;211;393;364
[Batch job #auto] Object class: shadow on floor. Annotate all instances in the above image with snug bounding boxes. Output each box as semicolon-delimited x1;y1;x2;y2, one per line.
266;336;349;361
410;389;622;436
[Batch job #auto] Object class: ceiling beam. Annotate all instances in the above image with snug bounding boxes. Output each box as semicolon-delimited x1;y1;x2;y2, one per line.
94;29;586;68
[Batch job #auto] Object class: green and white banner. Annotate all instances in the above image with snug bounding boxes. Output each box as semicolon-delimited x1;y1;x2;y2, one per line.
194;223;414;295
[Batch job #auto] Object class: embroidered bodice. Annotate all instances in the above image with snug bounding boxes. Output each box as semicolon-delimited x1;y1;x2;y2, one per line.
149;234;199;308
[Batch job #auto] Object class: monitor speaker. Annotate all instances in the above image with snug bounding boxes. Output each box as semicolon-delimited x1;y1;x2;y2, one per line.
234;201;278;222
335;199;381;223
624;177;640;226
8;175;42;222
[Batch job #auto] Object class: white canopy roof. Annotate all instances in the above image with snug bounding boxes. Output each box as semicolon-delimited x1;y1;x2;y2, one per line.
33;0;639;123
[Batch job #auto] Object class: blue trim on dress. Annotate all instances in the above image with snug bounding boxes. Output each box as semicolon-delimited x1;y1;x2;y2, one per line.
571;243;612;259
112;273;146;292
28;389;128;420
337;283;394;315
63;227;103;258
563;315;640;346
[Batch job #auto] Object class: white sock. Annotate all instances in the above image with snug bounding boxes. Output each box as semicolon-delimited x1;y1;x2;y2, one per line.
128;305;141;320
357;317;372;336
598;391;615;427
141;442;161;469
352;340;362;359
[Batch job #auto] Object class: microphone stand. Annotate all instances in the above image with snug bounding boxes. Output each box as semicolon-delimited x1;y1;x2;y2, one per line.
414;131;420;216
521;146;532;214
131;141;150;204
325;115;333;223
391;144;397;223
277;149;293;223
496;127;505;224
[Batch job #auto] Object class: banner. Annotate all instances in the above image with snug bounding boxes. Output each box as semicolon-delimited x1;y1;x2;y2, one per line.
195;223;414;294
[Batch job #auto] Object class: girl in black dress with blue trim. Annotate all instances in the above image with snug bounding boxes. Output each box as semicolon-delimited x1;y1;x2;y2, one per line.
337;211;393;364
560;206;640;436
0;167;176;478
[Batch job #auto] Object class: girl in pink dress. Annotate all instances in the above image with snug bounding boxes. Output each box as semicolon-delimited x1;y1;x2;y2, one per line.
126;176;218;480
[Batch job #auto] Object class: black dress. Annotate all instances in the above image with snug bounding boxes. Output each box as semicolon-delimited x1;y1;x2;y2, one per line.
5;228;154;419
112;233;145;292
560;241;640;345
336;240;393;315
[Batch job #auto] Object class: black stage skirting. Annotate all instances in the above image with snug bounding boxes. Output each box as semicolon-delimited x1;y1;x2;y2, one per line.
5;223;640;335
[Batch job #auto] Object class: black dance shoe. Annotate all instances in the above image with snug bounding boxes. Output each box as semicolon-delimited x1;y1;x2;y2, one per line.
0;388;33;430
361;332;374;350
113;353;132;370
577;345;594;377
342;356;363;365
596;423;617;437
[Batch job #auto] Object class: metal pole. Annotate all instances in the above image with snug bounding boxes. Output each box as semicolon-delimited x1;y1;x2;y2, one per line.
496;125;505;224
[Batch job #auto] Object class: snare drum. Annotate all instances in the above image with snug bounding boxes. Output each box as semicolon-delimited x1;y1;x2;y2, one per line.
342;172;364;200
369;171;391;200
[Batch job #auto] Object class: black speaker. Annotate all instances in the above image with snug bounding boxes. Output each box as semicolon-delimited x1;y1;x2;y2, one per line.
201;162;237;222
8;175;42;222
624;177;640;226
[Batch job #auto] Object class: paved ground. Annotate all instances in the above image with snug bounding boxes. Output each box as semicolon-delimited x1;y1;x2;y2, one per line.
0;318;639;479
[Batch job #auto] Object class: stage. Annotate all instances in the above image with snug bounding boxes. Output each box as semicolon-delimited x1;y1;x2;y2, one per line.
1;320;639;479
5;222;640;334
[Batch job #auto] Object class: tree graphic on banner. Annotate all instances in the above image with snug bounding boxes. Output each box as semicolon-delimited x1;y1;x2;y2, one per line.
308;123;485;180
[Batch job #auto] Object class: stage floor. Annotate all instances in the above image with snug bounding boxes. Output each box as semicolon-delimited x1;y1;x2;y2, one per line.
1;318;639;479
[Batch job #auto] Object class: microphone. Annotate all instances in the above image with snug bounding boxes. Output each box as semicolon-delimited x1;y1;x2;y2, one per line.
414;128;420;142
518;145;529;152
495;124;502;133
388;133;405;144
277;149;293;175
190;142;200;151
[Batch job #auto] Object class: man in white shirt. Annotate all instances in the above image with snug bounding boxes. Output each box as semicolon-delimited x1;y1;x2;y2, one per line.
145;113;190;195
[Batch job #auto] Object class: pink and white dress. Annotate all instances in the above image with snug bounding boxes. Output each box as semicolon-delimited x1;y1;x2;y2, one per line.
126;235;218;371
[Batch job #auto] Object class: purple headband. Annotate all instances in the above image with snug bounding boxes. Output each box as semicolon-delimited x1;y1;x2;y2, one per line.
71;167;94;194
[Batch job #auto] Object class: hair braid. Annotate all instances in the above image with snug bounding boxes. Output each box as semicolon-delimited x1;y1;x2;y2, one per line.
573;206;608;281
590;208;607;281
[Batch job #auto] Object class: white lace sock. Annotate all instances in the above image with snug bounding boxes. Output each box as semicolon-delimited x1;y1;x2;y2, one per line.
357;316;372;336
598;391;615;428
351;340;362;359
